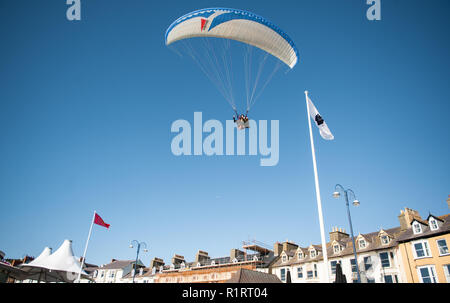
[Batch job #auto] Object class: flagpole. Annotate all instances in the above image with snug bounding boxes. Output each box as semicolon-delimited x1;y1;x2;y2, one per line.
77;210;96;283
304;91;330;283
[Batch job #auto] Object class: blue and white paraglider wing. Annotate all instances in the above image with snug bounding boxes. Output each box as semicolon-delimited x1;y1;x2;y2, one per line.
165;8;299;69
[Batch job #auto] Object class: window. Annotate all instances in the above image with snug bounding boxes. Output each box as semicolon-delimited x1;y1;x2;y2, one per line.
280;268;286;281
437;239;449;256
381;235;390;245
310;250;316;258
413;222;422;234
350;259;357;273
298;252;303;260
330;261;337;274
297;267;303;278
282;255;287;263
429;218;438;231
443;264;450;283
379;252;390;268
364;256;372;271
367;278;375;283
418;265;438;283
333;245;340;254
100;271;104;278
359;239;366;249
307;270;313;279
413;240;431;258
314;264;318;278
384;275;394;283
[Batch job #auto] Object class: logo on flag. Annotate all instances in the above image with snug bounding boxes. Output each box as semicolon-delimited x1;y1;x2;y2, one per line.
94;213;110;229
306;92;334;140
201;18;208;31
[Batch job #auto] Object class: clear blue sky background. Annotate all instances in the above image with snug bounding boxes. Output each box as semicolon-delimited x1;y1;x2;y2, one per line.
0;0;449;266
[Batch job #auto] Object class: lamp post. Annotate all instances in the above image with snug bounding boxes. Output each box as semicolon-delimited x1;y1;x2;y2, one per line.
332;184;361;283
129;240;148;283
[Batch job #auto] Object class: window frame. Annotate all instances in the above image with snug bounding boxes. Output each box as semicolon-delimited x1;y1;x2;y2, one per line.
333;245;340;254
429;218;439;231
412;222;422;234
417;265;438;283
379;252;391;268
364;256;372;271
412;240;432;259
436;239;449;256
350;258;357;273
381;235;390;245
297;266;303;279
330;260;338;275
359;239;366;249
443;264;450;283
280;268;286;281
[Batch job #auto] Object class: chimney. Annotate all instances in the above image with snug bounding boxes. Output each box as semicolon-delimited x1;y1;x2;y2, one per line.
230;248;245;260
398;208;422;231
195;250;210;263
282;240;298;252
329;226;349;242
274;242;283;256
150;257;164;269
171;254;185;265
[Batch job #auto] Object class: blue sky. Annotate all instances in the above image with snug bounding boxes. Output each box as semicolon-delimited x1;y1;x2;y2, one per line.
0;0;449;266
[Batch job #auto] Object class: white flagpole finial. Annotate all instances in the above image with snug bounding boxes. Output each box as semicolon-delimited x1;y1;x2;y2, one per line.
304;90;309;96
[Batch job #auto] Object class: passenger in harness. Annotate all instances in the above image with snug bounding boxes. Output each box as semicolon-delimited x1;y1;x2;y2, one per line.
233;112;250;130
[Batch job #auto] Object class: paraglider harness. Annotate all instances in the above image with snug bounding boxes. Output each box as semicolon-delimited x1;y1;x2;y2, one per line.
233;110;250;130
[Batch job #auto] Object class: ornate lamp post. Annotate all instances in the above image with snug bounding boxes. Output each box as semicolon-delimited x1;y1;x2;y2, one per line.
333;184;361;283
129;240;148;283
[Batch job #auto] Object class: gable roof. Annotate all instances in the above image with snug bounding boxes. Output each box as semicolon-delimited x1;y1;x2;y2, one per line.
271;226;405;268
397;213;450;243
226;268;281;283
99;260;140;270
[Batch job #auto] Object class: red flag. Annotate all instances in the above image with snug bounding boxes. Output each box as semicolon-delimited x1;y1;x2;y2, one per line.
94;213;110;229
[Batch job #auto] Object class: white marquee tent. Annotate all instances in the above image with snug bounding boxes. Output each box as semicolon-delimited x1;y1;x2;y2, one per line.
20;240;90;283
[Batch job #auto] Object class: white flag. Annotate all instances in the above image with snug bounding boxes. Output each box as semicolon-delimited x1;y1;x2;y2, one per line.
306;93;334;140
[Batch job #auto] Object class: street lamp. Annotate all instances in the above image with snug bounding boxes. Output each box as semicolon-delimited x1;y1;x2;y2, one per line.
129;240;148;283
333;184;361;283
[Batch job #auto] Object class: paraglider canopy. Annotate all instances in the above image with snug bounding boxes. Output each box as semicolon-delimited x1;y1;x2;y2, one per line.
165;8;299;115
165;8;299;68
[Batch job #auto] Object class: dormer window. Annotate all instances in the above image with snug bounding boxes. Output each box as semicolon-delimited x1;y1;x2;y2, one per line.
211;260;216;265
359;239;366;249
180;262;186;269
298;252;303;260
232;258;238;263
282;255;287;263
381;235;390;245
333;245;340;254
429;218;439;231
413;222;422;234
196;262;201;267
310;250;316;258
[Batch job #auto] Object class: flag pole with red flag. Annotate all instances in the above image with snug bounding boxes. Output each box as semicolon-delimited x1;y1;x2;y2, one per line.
77;210;110;282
